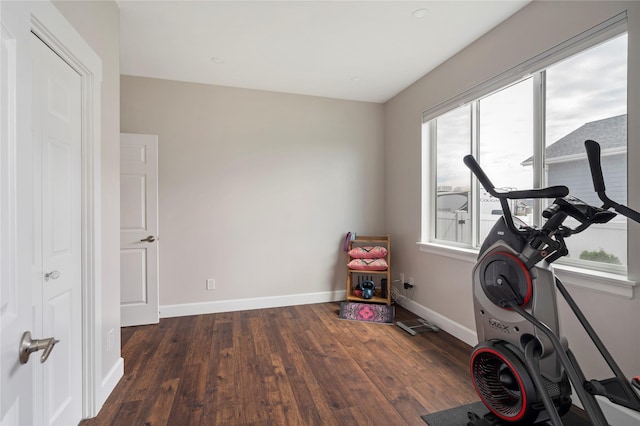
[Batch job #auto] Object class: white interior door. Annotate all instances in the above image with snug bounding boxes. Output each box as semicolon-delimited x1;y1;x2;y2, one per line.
2;2;105;422
32;33;83;425
1;5;83;424
120;133;159;327
1;2;33;424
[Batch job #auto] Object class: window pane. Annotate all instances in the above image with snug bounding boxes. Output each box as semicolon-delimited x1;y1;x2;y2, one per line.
435;106;471;244
478;78;534;243
545;34;627;269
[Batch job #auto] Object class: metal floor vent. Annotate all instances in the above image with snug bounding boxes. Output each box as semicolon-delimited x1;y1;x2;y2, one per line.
397;318;439;335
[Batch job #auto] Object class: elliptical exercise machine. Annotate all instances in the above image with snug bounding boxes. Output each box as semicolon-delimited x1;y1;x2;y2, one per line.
464;140;640;425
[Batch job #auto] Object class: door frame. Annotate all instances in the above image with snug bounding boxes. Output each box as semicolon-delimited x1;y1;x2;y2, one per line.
29;3;103;418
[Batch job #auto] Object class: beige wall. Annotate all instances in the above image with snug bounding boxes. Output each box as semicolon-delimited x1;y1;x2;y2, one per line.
52;0;121;404
121;76;385;308
384;0;640;382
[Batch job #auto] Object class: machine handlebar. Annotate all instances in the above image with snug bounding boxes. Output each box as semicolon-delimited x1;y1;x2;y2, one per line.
585;140;606;193
463;155;569;200
584;140;640;224
463;141;635;247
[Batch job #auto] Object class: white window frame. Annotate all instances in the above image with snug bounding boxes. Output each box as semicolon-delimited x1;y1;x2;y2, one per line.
419;12;638;298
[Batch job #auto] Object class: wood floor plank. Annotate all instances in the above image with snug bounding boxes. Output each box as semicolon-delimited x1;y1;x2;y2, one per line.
108;400;141;426
183;314;215;366
81;302;486;426
126;319;181;403
267;352;307;425
214;346;247;424
167;362;208;425
277;326;340;425
137;378;180;426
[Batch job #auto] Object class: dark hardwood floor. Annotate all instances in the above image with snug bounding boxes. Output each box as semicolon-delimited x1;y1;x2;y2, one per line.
80;302;480;425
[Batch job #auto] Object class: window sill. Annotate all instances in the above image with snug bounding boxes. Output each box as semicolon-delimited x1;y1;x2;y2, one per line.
416;242;637;298
553;264;636;299
417;241;478;263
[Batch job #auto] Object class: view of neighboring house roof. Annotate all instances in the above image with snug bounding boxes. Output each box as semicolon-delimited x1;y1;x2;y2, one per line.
522;114;626;165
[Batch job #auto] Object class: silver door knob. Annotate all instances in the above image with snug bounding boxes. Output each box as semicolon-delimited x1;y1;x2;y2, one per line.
44;270;60;281
140;235;156;242
19;331;59;364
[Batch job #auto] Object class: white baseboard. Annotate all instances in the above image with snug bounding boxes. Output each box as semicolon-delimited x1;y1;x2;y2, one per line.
98;357;124;410
160;290;347;318
394;294;478;347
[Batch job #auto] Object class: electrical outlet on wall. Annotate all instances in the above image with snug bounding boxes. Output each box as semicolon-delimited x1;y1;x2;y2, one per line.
206;278;216;290
399;273;405;285
409;276;415;286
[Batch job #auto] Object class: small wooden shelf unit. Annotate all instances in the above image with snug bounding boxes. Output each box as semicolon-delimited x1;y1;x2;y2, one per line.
346;235;391;305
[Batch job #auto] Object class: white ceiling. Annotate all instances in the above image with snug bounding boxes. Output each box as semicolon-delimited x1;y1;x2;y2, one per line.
117;1;530;103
